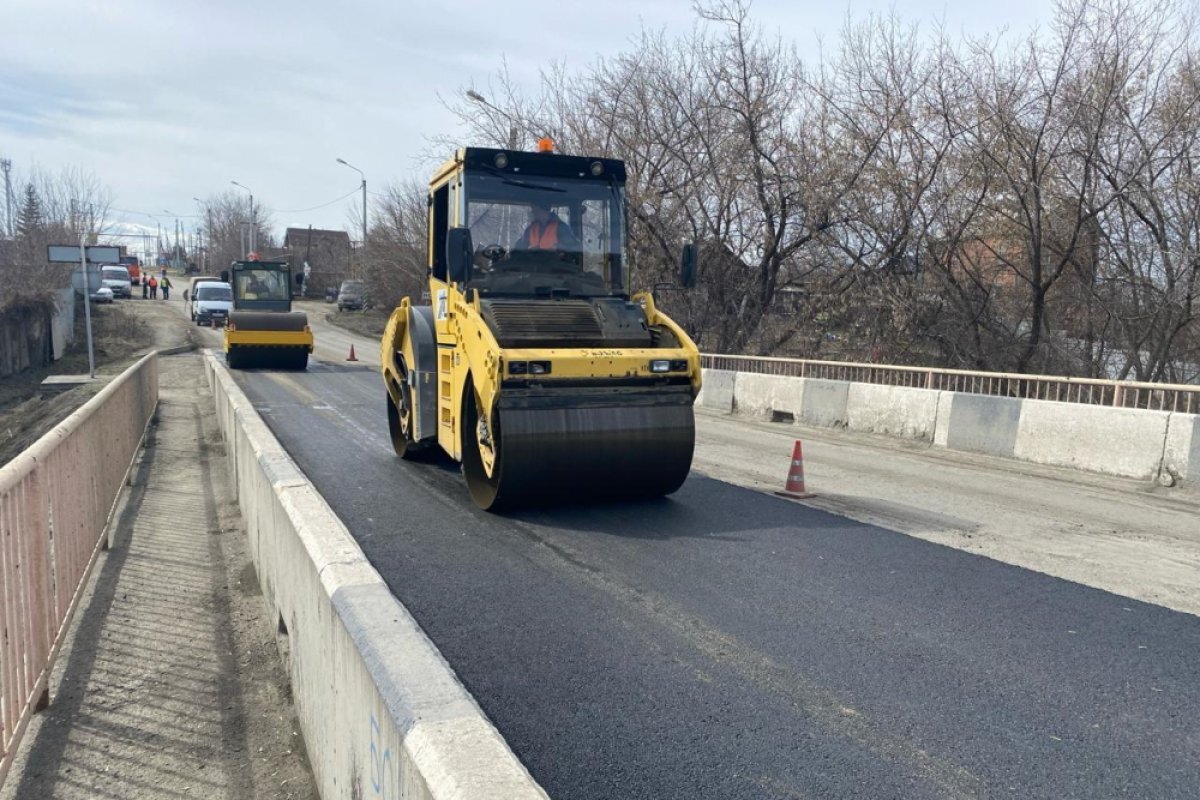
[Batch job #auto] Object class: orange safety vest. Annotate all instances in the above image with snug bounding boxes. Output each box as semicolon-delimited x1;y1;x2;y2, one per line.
148;277;157;288
527;219;559;250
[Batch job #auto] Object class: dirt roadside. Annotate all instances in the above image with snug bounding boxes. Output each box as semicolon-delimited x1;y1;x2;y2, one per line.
0;297;161;467
0;297;318;799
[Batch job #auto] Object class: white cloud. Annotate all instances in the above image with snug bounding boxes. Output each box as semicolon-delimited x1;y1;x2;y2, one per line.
1;0;1050;239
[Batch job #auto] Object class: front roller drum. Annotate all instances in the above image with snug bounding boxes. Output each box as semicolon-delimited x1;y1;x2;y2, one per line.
226;346;308;370
461;387;695;510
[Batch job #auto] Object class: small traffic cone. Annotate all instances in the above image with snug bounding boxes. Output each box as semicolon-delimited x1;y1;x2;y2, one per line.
775;440;815;500
346;344;358;362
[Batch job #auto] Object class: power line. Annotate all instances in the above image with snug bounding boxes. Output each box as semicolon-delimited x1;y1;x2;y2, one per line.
108;184;364;224
275;186;361;214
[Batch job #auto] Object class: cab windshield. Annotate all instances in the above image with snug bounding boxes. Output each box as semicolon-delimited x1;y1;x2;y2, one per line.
233;269;289;302
196;285;232;301
463;172;627;297
101;267;129;281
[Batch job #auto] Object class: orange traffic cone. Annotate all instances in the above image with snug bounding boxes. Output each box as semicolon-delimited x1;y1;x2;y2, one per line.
346;344;358;362
775;440;815;500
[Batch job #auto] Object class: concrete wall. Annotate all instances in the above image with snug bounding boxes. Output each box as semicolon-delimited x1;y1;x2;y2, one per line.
702;367;1200;487
205;351;547;800
50;289;75;361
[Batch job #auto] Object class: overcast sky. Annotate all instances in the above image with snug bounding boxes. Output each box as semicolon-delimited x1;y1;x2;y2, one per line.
1;0;1049;247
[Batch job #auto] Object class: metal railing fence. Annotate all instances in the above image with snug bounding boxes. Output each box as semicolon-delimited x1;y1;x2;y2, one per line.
701;354;1200;414
0;352;158;786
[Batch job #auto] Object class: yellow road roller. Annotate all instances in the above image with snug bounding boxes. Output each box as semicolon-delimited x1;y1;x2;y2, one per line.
380;144;701;509
225;259;313;370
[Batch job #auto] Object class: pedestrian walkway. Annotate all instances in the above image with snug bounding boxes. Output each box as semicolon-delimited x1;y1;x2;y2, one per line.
1;352;315;800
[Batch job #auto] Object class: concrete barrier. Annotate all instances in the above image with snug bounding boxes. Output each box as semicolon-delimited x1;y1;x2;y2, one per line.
730;372;803;418
204;351;547;800
846;383;940;441
706;366;1200;486
696;368;736;412
798;378;849;428
1013;399;1172;480
1164;413;1200;483
934;393;1022;458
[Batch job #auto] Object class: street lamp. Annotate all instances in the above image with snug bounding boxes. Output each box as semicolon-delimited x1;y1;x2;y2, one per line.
231;181;254;256
465;90;525;149
336;158;367;267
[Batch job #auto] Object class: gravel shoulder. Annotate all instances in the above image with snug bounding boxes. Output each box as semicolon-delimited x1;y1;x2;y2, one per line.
0;299;317;799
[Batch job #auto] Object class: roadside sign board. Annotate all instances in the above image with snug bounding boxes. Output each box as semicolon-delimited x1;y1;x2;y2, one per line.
47;245;122;264
70;268;103;293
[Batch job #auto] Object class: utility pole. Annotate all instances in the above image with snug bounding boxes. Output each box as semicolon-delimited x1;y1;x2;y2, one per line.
0;158;12;238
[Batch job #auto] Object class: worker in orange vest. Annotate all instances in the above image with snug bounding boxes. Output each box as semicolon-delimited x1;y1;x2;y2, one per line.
515;202;579;253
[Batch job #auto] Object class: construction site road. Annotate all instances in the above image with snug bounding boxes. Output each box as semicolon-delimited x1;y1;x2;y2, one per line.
216;352;1200;800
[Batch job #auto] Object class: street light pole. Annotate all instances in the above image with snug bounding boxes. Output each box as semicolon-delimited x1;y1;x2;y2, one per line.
231;181;254;256
465;90;534;149
336;158;367;272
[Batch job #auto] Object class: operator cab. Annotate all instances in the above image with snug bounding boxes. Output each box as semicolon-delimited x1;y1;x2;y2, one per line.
230;260;292;311
432;147;628;299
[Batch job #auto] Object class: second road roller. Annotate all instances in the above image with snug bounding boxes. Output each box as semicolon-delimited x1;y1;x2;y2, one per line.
225;258;313;370
380;141;701;510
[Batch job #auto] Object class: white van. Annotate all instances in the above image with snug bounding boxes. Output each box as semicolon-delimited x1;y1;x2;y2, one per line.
191;281;233;326
99;265;133;299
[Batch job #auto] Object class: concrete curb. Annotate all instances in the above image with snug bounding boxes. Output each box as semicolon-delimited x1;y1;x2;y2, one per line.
203;349;548;800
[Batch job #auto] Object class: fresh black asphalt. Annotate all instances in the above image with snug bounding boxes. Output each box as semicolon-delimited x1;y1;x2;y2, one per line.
233;362;1200;800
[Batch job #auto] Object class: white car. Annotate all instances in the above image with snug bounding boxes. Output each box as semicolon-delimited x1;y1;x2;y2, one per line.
90;286;114;304
191;281;233;326
99;265;133;298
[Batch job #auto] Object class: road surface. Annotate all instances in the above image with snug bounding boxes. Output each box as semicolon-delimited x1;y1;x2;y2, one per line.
217;355;1200;800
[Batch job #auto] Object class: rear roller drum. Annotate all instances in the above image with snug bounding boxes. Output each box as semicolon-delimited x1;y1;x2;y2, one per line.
387;376;429;460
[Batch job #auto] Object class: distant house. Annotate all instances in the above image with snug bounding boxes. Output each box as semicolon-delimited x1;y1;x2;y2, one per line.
282;227;353;294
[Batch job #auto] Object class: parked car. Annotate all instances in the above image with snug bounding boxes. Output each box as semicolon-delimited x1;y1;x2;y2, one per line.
90;286;114;304
337;279;368;311
191;282;233;327
100;265;133;298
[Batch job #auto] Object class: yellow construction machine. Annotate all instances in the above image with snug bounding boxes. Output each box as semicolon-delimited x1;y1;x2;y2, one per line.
380;144;701;509
224;258;313;370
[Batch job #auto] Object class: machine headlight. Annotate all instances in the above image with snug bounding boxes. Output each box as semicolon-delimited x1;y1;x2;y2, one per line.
529;361;551;375
590;160;604;176
670;360;688;372
494;152;509;169
650;359;671;373
509;360;528;375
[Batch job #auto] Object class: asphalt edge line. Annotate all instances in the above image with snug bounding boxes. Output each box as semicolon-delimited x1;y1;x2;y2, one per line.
202;349;549;800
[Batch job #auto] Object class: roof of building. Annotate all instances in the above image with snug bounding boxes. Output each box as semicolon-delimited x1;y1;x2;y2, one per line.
282;227;352;247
